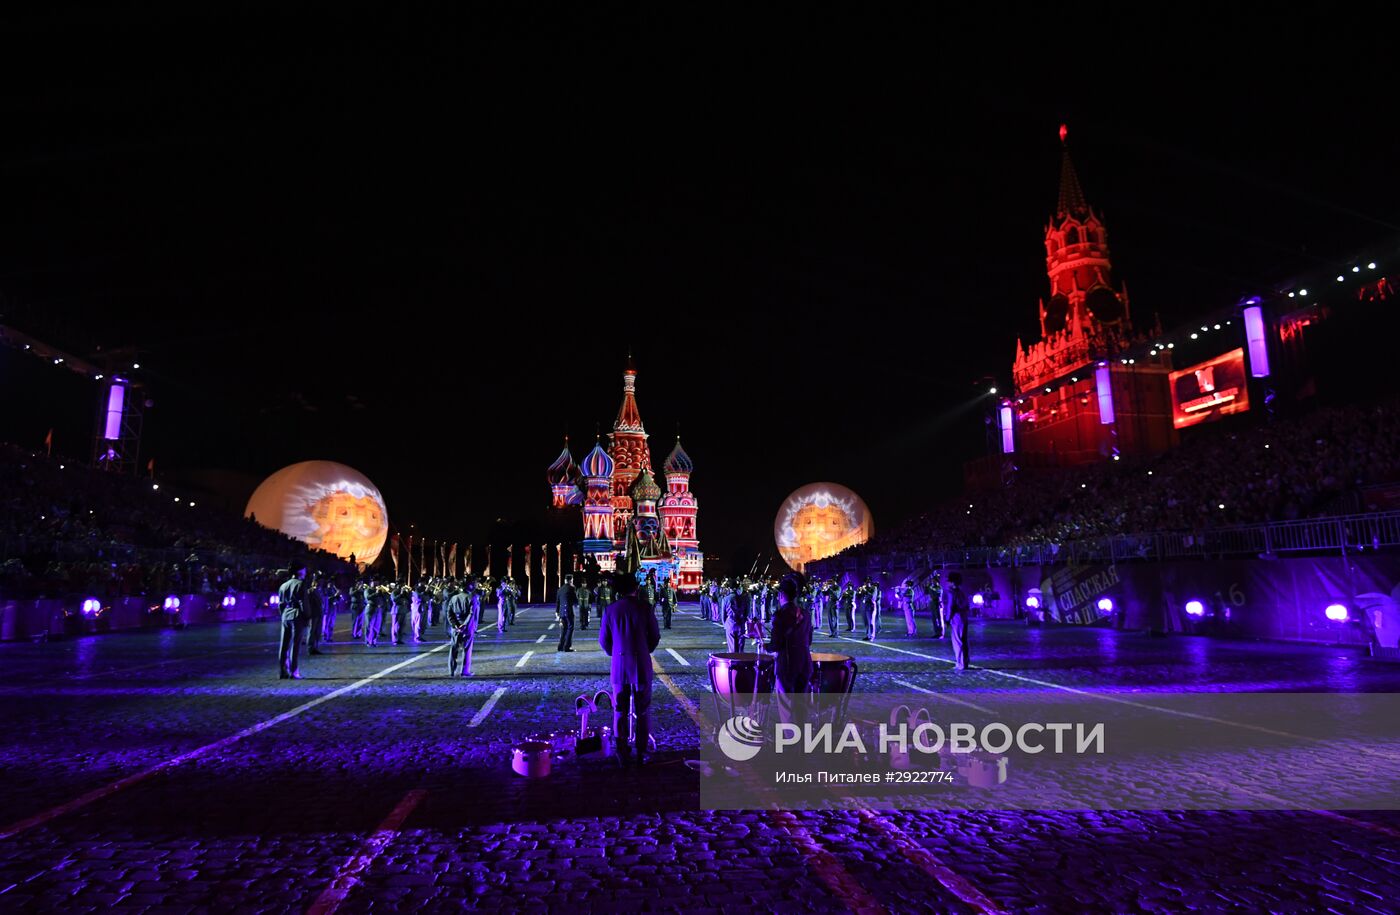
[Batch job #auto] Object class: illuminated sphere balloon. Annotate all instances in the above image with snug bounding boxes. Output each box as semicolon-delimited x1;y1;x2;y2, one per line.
774;482;873;572
245;461;389;565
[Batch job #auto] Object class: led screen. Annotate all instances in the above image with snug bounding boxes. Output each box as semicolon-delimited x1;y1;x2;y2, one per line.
1169;347;1250;429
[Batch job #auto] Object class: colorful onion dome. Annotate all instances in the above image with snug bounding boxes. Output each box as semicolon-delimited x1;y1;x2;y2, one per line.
546;439;577;486
663;437;693;474
630;467;661;502
581;439;615;478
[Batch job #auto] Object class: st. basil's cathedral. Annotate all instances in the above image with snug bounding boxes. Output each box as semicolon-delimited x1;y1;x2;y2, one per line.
545;358;703;590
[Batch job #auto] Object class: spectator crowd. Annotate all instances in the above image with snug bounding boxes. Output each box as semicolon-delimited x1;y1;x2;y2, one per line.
838;399;1400;562
0;444;351;600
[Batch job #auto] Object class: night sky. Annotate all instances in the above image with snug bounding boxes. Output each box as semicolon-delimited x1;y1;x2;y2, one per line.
2;8;1398;569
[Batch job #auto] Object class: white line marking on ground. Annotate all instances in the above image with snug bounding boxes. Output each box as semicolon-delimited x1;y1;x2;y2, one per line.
468;687;507;727
535;634;547;643
665;648;690;666
891;678;997;714
306;788;427;915
0;643;448;841
515;651;534;668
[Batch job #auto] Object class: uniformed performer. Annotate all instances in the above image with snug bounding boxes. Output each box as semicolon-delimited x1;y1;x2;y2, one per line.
276;565;310;679
556;573;578;652
495;578;513;633
304;573;325;655
699;579;713;621
659;577;676;630
322;582;342;643
595;576;613;613
349;581;368;641
365;584;390;647
837;580;856;632
857;577;879;641
943;571;971;670
444;583;478;676
764;574;813;725
723;579;746;653
900;579;917;637
577;579;593;630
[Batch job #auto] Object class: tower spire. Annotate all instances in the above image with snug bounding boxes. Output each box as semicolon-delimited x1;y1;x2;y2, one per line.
1056;124;1089;220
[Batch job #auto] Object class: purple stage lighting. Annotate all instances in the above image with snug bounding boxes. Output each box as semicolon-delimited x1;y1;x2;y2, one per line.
1324;603;1349;622
1185;600;1206;617
103;382;126;441
972;593;985;607
163;595;181;612
269;594;281;608
81;598;102;616
1095;364;1115;425
1025;595;1040;610
1097;597;1115;613
1243;304;1270;377
999;403;1015;454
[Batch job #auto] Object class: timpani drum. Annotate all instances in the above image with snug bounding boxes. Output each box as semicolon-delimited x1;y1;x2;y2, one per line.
707;652;776;726
808;652;858;725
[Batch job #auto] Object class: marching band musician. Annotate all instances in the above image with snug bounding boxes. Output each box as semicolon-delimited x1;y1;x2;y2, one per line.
857;576;880;641
349;581;368;641
837;579;856;632
595;576;613;613
577;578;593;630
496;577;515;633
365;583;390;647
722;578;746;653
276;564;310;680
659;576;676;630
556;573;577;652
900;579;917;637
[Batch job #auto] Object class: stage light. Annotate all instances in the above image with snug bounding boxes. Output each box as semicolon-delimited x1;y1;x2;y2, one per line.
1081;483;1087;488
1113;454;1121;461
1353;266;1360;273
1185;600;1206;617
1288;292;1296;298
1201;326;1208;332
1325;603;1349;622
189;502;196;508
1128;359;1135;365
1218;503;1226;509
58;465;64;470
1213;324;1221;330
1097;597;1115;613
1191;333;1198;339
1045;386;1052;393
1071;375;1078;382
173;497;180;503
972;593;985;607
1368;262;1376;269
163;595;181;612
1168;343;1175;348
132;363;140;369
1300;289;1308;296
95;374;103;380
1244;305;1270;377
989;386;997;395
53;357;63;365
221;595;237;609
1337;276;1344;282
1025;595;1040;609
81;598;102;617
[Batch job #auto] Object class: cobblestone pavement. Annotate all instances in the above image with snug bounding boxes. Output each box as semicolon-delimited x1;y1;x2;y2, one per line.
3;606;1400;913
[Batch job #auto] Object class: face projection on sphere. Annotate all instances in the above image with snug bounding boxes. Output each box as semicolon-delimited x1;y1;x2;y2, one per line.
774;483;873;572
245;461;389;565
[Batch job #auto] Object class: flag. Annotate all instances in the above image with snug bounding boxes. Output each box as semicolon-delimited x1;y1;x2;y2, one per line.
147;458;155;478
556;543;563;591
405;534;414;584
524;544;532;602
540;544;548;599
44;429;53;457
448;542;458;578
465;545;474;576
486;545;493;579
506;545;513;578
389;532;401;581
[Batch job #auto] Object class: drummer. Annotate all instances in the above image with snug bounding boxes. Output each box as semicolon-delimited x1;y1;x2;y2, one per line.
764;573;813;725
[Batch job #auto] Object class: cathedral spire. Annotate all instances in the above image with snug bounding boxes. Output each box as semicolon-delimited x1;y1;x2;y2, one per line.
1056;124;1090;220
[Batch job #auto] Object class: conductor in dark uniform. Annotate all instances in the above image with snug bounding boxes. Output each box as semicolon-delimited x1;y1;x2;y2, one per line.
444;583;476;676
556;573;577;652
765;573;813;725
599;573;660;766
276;565;310;679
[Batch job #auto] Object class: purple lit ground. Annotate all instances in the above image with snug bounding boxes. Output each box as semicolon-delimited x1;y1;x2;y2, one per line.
3;608;1400;913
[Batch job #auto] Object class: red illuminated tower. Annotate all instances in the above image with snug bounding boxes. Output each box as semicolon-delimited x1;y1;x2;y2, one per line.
1005;126;1175;466
658;437;701;589
608;355;652;551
